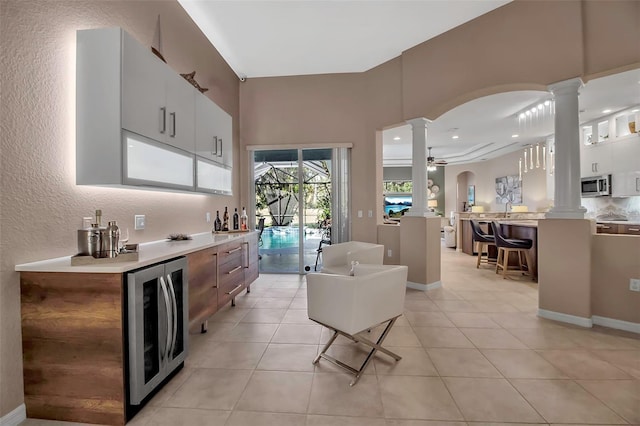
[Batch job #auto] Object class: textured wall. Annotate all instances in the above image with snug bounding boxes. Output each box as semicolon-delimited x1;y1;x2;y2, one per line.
0;0;239;416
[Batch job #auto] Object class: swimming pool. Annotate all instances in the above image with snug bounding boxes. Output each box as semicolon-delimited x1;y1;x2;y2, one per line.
261;226;322;250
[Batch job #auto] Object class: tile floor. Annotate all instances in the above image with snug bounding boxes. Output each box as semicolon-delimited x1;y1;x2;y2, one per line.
21;246;640;426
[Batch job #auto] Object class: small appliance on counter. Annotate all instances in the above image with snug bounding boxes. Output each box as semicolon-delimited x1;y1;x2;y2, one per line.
73;210;138;265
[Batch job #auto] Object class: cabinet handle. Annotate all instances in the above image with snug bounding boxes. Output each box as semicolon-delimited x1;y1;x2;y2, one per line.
226;284;242;295
212;136;218;156
629;228;640;232
227;265;242;275
226;246;241;254
636;177;639;192
166;274;178;359
243;241;249;268
218;138;223;158
159;276;172;362
170;112;176;137
602;226;611;229
160;107;166;134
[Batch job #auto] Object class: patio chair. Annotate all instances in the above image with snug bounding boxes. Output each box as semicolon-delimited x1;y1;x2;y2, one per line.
307;264;408;385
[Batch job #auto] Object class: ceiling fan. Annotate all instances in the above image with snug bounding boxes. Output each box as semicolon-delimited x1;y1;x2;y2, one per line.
427;147;448;167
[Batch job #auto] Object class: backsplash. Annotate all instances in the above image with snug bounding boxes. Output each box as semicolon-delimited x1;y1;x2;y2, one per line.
582;196;640;221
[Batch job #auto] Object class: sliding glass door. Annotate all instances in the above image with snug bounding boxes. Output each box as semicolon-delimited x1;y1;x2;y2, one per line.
252;147;349;274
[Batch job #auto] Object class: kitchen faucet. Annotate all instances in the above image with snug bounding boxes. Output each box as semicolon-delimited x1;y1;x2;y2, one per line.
505;201;512;214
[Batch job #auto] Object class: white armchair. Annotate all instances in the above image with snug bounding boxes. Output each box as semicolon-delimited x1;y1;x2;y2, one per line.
307;264;408;385
320;241;384;275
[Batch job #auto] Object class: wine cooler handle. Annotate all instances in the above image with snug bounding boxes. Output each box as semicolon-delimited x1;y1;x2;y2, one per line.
166;274;178;359
159;276;172;363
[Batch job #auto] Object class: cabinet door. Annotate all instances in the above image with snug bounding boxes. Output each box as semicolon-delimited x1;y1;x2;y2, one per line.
244;232;259;285
611;136;640;174
165;71;196;153
195;94;220;162
196;157;232;195
612;171;640;197
581;143;612;176
187;247;218;332
218;110;233;167
122;32;168;143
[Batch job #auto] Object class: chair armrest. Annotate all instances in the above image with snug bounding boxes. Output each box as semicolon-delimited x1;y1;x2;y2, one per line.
321;243;350;267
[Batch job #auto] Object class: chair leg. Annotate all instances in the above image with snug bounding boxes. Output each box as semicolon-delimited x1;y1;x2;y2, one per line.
502;249;510;279
476;242;482;268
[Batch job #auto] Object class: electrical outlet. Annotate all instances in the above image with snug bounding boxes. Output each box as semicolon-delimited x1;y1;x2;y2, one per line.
630;278;640;292
134;215;145;230
368;210;373;218
358;210;363;218
206;212;211;223
387;249;393;258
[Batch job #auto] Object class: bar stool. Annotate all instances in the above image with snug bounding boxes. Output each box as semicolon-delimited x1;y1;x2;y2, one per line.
469;220;495;268
490;222;533;280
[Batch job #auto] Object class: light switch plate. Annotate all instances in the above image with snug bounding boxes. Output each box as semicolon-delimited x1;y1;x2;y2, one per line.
134;215;145;230
358;210;363;218
206;212;211;223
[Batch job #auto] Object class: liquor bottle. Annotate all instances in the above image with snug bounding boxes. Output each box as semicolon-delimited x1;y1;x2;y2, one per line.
240;207;248;230
233;208;239;230
222;207;229;231
214;210;222;232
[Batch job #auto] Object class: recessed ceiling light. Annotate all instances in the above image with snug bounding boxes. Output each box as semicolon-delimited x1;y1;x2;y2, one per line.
602;109;611;114
512;134;519;138
452;135;459;140
632;109;639;113
393;136;400;141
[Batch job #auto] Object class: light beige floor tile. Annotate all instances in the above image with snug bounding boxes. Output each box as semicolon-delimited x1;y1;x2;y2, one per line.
384;420;468;426
563;328;640;350
404;311;455;327
505;328;582;349
296;289;307;297
228;293;260;309
427;348;501;378
468;300;519;313
236;370;313;413
481;349;568;379
320;327;359;345
433;300;480;313
240;308;287;323
226;411;306;426
510;379;627;424
404;299;441;312
425;288;462;301
413;327;474;349
252;297;293;309
270;280;304;288
308;373;384;417
444;312;501;328
443;377;543;423
289;297;309;309
372;326;422;347
210;323;278;342
378;376;463;420
263;288;300;298
145;407;229;425
193;341;267;369
590;350;640;378
307;414;387;426
455;290;499;301
487;312;562;329
577;379;640;424
148;366;195;406
405;289;430;300
537;349;631;379
373;346;438;376
272;323;322;344
460;328;528;349
460;423;543;426
209;307;250;323
282;309;315;324
166;369;252;410
257;343;318;372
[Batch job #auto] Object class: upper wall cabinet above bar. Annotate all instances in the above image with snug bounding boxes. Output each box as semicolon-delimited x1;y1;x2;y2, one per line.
76;27;232;194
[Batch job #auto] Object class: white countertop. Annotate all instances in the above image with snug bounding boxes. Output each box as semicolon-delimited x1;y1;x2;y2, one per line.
15;231;255;274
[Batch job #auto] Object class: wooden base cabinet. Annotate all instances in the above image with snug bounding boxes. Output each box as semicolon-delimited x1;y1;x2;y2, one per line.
187;247;218;333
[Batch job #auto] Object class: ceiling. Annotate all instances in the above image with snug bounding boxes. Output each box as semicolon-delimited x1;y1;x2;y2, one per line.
177;0;510;78
177;1;639;166
383;68;640;166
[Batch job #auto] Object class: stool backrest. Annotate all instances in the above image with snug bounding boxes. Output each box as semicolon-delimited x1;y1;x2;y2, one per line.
470;220;488;241
490;221;509;248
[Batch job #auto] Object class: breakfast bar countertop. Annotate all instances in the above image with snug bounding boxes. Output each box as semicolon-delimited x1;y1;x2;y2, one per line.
15;231;256;274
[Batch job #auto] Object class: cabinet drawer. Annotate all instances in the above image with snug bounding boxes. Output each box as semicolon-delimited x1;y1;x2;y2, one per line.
620;225;640;235
217;241;244;266
596;223;619;234
218;273;245;308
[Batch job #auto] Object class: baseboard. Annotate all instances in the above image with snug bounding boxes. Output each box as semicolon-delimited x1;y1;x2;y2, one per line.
0;404;26;426
592;315;640;334
406;280;442;291
538;309;593;328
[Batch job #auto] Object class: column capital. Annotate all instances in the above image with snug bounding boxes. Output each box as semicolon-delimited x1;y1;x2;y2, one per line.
547;77;583;95
405;117;431;128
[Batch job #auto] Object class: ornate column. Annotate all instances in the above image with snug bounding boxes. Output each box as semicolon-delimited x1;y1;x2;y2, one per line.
405;117;432;217
546;78;586;219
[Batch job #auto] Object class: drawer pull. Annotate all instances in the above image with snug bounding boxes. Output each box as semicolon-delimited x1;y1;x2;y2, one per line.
629;228;640;231
226;284;242;295
226;247;241;254
227;265;242;275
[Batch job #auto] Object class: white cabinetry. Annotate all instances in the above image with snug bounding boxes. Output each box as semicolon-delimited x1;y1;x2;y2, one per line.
612;171;640;197
77;27;233;194
195;93;232;167
581;143;612;177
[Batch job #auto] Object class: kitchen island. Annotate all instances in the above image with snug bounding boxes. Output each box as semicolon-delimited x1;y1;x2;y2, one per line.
15;231;259;425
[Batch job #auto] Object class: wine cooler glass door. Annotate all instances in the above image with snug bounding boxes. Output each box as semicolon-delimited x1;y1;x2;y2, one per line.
164;257;188;372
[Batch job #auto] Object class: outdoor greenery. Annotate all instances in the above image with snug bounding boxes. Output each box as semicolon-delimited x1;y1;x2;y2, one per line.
383;181;412;193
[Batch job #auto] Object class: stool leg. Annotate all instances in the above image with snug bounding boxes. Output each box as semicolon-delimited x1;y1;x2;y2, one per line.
502;249;510;279
476;242;482;268
495;248;502;274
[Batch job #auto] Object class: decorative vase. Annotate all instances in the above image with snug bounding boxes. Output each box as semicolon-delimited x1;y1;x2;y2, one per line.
629;121;636;134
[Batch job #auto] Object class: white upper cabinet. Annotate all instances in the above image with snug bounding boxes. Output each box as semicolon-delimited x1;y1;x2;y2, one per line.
122;31;195;153
195;93;233;167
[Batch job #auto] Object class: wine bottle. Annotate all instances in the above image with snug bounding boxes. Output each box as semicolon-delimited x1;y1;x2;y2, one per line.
214;210;222;232
233;208;239;230
222;207;229;231
240;207;248;230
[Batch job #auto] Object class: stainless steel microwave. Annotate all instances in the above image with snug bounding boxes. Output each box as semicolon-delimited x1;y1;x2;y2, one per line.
581;175;611;197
